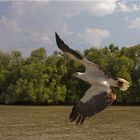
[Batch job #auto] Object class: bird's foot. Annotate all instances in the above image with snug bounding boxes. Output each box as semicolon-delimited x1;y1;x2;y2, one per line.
106;92;116;101
106;93;112;101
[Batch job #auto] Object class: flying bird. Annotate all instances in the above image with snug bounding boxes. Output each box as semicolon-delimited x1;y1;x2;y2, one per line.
55;32;129;124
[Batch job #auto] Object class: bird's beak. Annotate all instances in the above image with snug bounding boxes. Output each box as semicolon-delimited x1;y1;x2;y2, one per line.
72;73;77;77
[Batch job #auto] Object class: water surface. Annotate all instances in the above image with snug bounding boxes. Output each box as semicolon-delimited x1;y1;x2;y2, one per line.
0;105;140;140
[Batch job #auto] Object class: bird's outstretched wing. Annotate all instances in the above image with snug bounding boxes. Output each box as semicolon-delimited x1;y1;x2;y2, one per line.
55;32;109;82
55;32;83;60
69;86;113;124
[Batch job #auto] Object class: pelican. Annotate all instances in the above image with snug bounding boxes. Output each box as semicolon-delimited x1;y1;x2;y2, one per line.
55;32;129;124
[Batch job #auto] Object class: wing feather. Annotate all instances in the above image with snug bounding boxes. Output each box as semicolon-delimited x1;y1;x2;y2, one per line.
69;87;113;124
55;32;109;81
55;32;83;60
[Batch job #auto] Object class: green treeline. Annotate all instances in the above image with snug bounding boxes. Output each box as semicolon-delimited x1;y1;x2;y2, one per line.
0;44;140;105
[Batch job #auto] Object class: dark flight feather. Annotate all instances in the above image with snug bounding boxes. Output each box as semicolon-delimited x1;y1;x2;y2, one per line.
55;32;83;60
69;92;113;124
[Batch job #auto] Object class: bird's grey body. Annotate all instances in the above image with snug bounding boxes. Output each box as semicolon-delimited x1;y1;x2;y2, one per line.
55;32;130;124
72;58;118;102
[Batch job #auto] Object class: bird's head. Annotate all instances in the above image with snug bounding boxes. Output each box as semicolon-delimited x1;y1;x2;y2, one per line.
72;72;84;79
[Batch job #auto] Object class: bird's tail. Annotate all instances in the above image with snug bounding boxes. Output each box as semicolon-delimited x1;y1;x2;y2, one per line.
117;78;130;91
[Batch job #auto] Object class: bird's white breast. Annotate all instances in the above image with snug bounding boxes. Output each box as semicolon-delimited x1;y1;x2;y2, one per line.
102;81;109;87
101;81;110;93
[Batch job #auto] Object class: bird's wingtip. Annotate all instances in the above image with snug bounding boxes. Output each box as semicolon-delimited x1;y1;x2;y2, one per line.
55;32;59;38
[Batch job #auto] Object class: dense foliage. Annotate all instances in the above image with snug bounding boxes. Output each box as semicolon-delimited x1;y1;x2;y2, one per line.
0;44;140;105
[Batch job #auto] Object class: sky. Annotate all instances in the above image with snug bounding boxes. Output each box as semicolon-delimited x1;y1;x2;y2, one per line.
0;0;140;56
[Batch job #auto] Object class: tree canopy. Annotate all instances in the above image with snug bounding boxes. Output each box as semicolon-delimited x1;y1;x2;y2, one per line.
0;44;140;105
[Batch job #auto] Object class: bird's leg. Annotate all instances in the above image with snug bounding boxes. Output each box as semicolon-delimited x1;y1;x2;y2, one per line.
106;89;116;101
106;92;112;101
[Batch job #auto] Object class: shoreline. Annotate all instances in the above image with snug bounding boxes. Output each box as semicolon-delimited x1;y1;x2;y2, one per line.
0;102;140;106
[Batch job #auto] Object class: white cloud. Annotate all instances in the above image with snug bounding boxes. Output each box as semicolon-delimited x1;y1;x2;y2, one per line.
124;16;129;21
62;0;117;17
87;0;117;17
78;27;110;47
0;16;23;52
36;33;53;45
118;1;140;12
129;18;140;29
0;1;116;55
0;16;21;32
